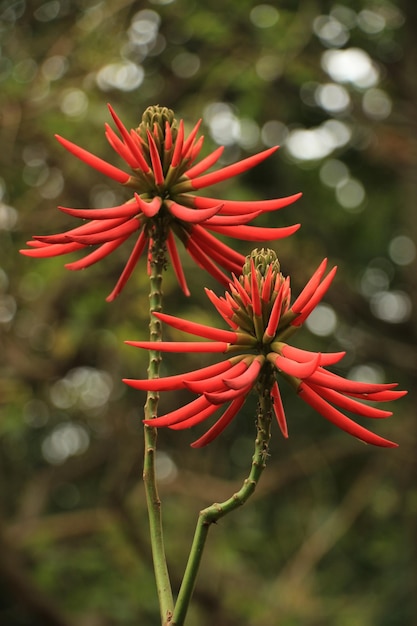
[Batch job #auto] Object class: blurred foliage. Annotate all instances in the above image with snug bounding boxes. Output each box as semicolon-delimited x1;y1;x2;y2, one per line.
0;0;416;624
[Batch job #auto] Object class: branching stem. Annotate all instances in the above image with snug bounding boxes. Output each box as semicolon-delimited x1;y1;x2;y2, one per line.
170;373;274;625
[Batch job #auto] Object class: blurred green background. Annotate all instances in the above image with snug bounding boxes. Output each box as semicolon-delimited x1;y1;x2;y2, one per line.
0;0;416;624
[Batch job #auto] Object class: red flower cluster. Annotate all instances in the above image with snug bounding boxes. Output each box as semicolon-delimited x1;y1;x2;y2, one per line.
20;105;300;300
124;249;405;448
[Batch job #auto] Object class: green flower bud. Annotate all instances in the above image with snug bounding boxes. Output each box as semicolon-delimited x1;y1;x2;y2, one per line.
137;105;178;146
243;248;280;278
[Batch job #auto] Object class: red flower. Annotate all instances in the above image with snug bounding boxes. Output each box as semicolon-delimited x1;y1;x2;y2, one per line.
20;105;300;300
124;249;405;448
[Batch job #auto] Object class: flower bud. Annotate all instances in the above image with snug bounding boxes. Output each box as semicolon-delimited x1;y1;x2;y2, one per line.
137;105;178;146
242;248;280;278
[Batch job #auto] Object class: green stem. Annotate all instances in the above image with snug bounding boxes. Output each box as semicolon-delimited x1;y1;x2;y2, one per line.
171;380;273;626
144;248;174;625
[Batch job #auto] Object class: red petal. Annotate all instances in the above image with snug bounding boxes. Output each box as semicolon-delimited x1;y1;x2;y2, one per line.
204;383;252;405
204;288;237;328
191;396;246;447
125;340;229;352
130;129;148;158
269;352;321;378
250;258;262;316
65;237;129;270
261;263;275;303
24;240;58;248
107;104;150;172
166;231;190;296
192;192;303;215
171;119;184;168
182;119;202;158
191;224;245;265
348;389;407;402
223;355;263;390
299;383;398;447
169;402;221;430
272;381;288;438
20;241;85;258
263;283;284;341
280;344;346;367
189;135;205;163
187;146;279;190
105;230;148;301
225;291;241;311
166;199;222;223
190;233;244;275
291;259;328;313
186;359;247;393
143;395;213;428
146;130;164;185
165;121;173;150
185;146;224;179
186;237;232;286
153;311;238;342
123;359;235;391
58;202;138;220
62;218;139;245
206;223;301;241
55;134;130;184
307;383;393;419
203;211;261;226
277;275;291;314
292;266;338;326
34;216;128;242
134;193;162;217
307;368;399;395
230;274;252;306
105;124;138;168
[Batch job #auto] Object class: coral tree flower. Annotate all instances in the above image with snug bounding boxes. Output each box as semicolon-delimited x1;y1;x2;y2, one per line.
124;249;405;448
20;105;300;300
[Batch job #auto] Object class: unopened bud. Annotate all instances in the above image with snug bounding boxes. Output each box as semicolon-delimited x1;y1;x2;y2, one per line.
242;248;280;278
137;105;177;145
